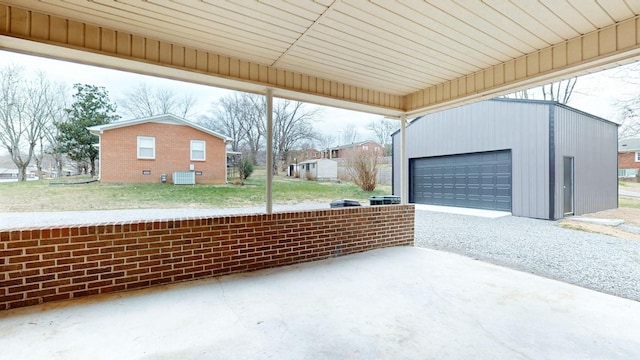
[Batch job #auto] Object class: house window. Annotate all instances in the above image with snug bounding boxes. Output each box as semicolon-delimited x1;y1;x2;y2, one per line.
191;140;206;161
363;145;368;150
137;136;155;159
636;152;640;162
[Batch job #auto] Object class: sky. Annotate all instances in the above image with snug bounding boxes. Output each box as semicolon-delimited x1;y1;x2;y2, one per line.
0;49;637;156
0;50;381;142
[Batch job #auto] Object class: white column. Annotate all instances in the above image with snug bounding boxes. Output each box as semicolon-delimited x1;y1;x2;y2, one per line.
400;114;407;205
266;89;273;214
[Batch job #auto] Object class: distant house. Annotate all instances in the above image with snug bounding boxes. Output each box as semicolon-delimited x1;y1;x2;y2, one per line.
324;140;383;159
619;138;640;178
303;148;322;160
0;168;19;180
88;114;231;184
291;158;338;181
0;167;38;181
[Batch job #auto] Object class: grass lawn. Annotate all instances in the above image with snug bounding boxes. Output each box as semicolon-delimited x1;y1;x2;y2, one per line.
620;196;640;209
0;168;391;212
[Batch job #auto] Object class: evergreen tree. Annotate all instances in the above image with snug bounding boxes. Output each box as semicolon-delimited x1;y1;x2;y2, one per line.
55;84;119;176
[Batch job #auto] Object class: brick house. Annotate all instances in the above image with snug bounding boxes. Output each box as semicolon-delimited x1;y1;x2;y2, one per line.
619;138;640;178
323;140;383;159
88;114;230;184
303;148;322;160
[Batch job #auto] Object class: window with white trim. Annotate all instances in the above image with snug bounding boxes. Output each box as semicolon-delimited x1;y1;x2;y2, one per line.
137;136;155;159
191;140;206;161
362;145;368;150
636;152;640;162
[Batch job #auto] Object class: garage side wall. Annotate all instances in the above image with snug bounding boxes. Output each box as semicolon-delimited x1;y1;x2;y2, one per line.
393;100;550;219
553;106;618;217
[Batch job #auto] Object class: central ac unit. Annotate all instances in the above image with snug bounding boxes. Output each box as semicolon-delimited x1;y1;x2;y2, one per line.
172;171;195;185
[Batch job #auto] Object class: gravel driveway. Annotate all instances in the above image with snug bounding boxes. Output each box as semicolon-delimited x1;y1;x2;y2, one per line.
414;209;640;302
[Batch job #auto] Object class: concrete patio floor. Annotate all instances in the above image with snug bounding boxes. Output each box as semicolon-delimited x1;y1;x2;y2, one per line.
1;247;639;359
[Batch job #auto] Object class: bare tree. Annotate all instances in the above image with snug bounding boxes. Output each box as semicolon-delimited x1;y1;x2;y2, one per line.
239;94;266;165
201;94;319;170
272;99;319;172
201;93;265;164
541;78;577;104
612;63;640;139
199;94;244;152
341;123;360;145
0;66;57;181
502;78;577;104
33;83;68;179
618;96;640;139
120;82;197;118
368;118;399;146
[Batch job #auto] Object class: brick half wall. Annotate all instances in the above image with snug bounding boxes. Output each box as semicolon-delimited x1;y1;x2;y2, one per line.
1;205;414;311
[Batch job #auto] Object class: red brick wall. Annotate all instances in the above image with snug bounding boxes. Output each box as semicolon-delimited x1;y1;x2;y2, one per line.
337;141;383;158
100;122;227;184
619;152;640;171
0;205;414;311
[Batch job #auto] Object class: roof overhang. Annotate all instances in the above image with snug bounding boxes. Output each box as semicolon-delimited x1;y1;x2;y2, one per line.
87;114;232;142
1;2;640;117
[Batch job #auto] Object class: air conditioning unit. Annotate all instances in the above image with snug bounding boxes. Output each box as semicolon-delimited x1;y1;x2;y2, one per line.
172;171;195;185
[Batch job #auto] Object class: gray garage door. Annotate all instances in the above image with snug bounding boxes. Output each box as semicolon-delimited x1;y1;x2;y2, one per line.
410;150;512;211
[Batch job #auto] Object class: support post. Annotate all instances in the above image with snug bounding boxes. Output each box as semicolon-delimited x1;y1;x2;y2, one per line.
400;114;408;205
266;89;273;214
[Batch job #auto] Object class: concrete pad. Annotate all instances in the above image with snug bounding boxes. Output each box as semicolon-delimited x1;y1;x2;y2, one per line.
1;247;639;359
567;216;625;226
415;204;511;218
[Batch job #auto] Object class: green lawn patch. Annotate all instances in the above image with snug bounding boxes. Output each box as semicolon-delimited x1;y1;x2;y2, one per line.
0;173;391;212
620;196;640;209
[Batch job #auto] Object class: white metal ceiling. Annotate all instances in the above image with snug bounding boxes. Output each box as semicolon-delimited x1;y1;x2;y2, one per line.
1;0;639;114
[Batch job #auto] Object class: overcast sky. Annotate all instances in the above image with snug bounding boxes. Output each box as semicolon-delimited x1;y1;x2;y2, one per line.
0;50;381;141
0;49;636;154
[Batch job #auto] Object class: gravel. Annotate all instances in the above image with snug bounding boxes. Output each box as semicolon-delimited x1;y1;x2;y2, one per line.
414;209;640;302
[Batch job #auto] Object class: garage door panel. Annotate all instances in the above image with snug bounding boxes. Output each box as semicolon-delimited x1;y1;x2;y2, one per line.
410;150;512;211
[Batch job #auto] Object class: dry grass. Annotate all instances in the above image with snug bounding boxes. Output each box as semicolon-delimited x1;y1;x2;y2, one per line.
0;170;392;212
559;192;640;241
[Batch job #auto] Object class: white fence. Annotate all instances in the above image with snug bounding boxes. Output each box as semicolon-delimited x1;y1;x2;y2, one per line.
337;167;392;186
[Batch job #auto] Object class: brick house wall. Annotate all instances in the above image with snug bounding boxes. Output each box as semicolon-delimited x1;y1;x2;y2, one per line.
336;141;383;159
322;141;383;159
1;205;415;311
619;152;640;171
99;122;227;184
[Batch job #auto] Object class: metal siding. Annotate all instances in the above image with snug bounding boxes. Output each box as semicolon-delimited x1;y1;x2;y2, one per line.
395;100;550;218
554;107;618;217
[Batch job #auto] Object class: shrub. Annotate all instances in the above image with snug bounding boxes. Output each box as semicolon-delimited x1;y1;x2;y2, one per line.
345;149;379;191
238;157;254;185
305;170;315;181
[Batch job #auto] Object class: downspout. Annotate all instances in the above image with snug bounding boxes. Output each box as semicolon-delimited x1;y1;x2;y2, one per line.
97;131;102;181
266;89;273;214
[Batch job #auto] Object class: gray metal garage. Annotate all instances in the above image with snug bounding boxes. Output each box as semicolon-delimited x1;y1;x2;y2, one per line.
392;99;618;219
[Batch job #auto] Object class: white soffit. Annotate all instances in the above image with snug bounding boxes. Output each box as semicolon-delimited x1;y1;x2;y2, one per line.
0;0;639;115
